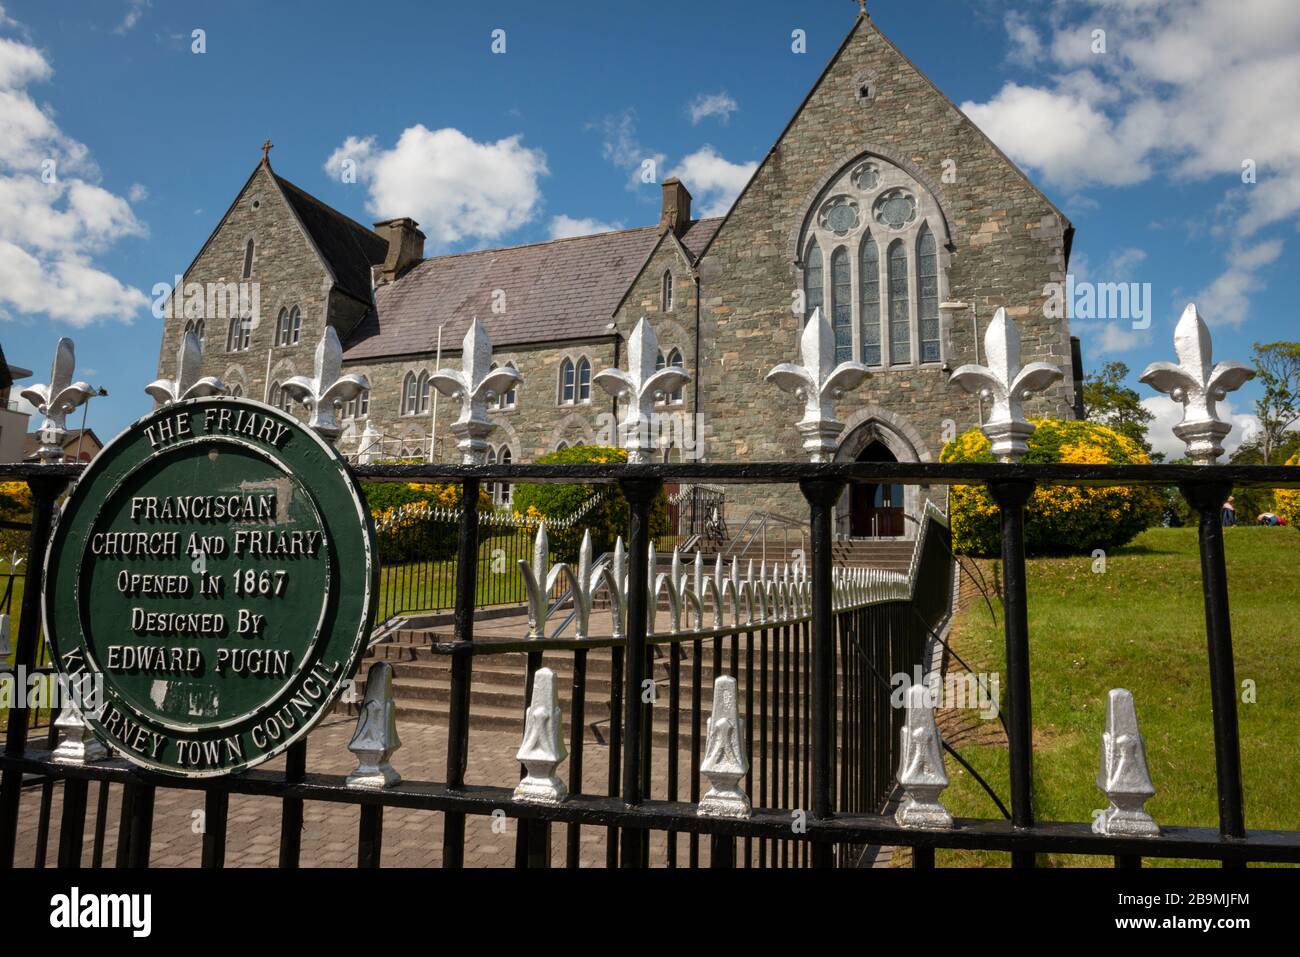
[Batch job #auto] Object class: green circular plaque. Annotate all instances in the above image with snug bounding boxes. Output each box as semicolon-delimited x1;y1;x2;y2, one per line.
43;397;378;777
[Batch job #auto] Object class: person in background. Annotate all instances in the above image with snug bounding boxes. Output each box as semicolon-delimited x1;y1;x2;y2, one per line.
1223;495;1237;527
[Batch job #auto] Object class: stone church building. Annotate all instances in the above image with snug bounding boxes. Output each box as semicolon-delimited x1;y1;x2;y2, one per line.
157;12;1080;536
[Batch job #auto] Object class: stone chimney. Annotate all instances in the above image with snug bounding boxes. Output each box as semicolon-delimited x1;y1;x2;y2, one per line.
659;178;692;237
373;217;426;282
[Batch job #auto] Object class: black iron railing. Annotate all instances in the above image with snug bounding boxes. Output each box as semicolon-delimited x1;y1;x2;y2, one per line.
2;459;1299;869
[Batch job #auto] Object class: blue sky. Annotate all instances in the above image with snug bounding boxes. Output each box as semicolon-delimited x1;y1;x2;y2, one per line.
1;0;1296;457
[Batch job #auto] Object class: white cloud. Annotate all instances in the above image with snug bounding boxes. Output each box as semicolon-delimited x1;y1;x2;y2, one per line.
687;91;738;125
325;126;548;251
114;0;149;35
960;83;1152;188
1193;238;1284;327
592;109;666;191
0;18;149;326
128;182;147;203
548;215;624;240
1076;320;1151;355
669;146;758;217
965;0;1300;336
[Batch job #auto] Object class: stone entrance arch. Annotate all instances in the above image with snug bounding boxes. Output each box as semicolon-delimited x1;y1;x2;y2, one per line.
833;407;933;539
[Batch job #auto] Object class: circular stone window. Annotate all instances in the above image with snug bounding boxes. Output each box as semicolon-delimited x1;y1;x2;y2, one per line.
873;189;918;230
818;196;860;236
851;161;881;192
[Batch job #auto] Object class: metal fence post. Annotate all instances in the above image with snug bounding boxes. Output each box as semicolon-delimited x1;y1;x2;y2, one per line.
987;478;1036;868
619;476;660;868
443;477;481;868
800;476;844;869
1181;479;1246;845
0;475;66;868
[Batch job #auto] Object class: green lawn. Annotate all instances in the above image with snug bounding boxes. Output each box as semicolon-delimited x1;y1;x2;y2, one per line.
936;525;1300;867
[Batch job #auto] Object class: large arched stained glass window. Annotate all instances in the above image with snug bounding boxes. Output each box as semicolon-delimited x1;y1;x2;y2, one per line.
804;241;823;324
887;240;910;366
859;232;881;366
917;225;940;364
831;247;852;363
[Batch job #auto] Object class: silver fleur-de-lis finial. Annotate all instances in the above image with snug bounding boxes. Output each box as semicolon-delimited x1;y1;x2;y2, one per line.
1139;303;1254;465
1094;689;1158;837
429;319;522;464
21;337;96;464
345;661;402;789
513;667;568;804
895;683;952;828
594;317;691;464
565;529;624;640
766;307;870;462
145;330;226;407
519;523;568;638
948;307;1064;463
283;326;369;445
698;675;750;818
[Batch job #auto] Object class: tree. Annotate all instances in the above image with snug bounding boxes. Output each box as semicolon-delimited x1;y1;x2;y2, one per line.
1082;361;1155;452
1251;341;1300;464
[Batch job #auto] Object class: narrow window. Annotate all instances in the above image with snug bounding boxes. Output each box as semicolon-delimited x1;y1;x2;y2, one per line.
887;240;910;365
417;371;431;414
917;226;940;363
662;270;674;311
485;446;497;501
184;319;194;335
239;316;251;351
860;232;881;366
242;239;255;279
231;384;243;398
269;380;279;407
279;385;292;413
804;241;823;323
668;348;684;403
290;306;302;345
402;372;417;415
276;308;290;346
577;357;591;402
227;318;240;352
831;246;852;364
358;388;369;417
194;319;205;344
560;358;575;404
498;447;512;505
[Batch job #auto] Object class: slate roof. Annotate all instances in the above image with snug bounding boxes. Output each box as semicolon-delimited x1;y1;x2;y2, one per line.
343;218;721;360
274;174;388;305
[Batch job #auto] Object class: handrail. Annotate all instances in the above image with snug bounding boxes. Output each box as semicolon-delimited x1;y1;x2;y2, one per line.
545;550;612;639
722;508;808;563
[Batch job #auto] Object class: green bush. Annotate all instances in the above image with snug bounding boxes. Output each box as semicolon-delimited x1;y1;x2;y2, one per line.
510;445;670;562
365;482;492;565
941;419;1164;556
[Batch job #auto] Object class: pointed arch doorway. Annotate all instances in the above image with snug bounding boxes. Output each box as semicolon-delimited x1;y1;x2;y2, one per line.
850;441;905;537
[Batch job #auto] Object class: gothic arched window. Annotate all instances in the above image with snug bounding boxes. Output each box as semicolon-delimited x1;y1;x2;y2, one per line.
276;308;291;346
662;270;674;311
859;232;881;366
887;240;910;366
242;238;255;279
402;372;418;415
804;240;823;323
667;348;684;403
831;246;852;364
917;225;940;364
576;357;591;402
797;154;946;367
559;358;575;404
416;371;431;414
290;306;302;344
194;318;205;345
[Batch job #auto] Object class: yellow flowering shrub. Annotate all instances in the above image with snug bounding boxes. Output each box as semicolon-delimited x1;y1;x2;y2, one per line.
942;419;1164;556
0;481;31;561
364;481;492;564
1274;455;1300;527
